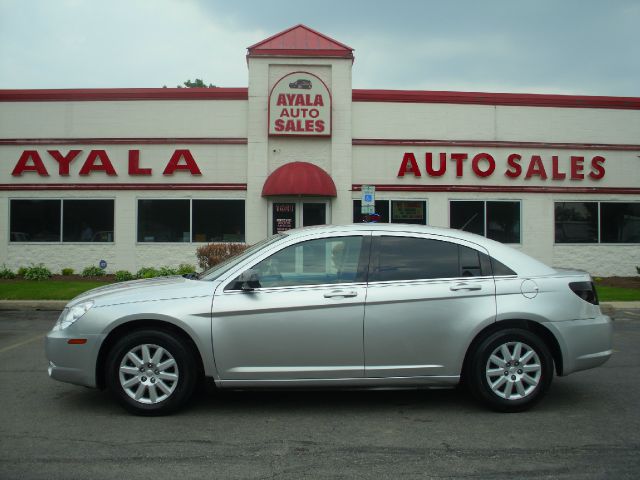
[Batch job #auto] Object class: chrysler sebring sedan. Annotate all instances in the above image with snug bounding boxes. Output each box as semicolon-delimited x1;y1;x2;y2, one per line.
46;224;612;415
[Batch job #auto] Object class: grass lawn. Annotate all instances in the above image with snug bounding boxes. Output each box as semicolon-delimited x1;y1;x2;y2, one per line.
596;286;640;302
0;280;113;300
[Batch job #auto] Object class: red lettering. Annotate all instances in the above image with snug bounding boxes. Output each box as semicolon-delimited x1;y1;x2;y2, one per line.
163;149;201;175
314;94;324;107
505;153;522;178
525;155;548;180
276;94;287;106
128;150;152;175
48;150;81;176
450;153;468;177
79;150;117;176
280;108;290;117
425;153;446;177
305;120;314;131
286;94;296;105
570;156;584;180
11;150;49;176
472;153;495;178
274;119;285;131
309;109;319;118
315;120;325;132
398;152;422;177
295;95;305;106
589;156;606;180
551;155;566;180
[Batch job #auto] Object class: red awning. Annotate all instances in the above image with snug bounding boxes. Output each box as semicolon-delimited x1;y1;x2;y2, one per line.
262;162;337;197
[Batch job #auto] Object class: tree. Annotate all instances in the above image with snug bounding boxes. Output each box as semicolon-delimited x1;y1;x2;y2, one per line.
162;78;217;88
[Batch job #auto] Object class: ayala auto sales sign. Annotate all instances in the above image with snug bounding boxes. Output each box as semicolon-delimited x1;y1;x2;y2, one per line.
269;71;331;136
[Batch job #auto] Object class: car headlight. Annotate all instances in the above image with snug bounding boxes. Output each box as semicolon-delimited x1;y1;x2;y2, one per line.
53;301;94;331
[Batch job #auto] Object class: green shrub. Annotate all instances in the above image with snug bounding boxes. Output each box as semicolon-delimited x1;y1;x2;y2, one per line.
17;266;28;277
196;243;249;270
115;270;134;282
0;265;16;279
61;268;75;276
177;263;196;275
23;264;52;281
82;265;105;277
136;267;160;279
158;266;178;277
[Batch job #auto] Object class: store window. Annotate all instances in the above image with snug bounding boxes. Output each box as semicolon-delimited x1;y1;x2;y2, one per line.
450;201;521;244
10;199;115;243
555;202;640;244
193;200;245;242
10;199;61;242
353;200;426;224
138;199;246;243
63;200;114;242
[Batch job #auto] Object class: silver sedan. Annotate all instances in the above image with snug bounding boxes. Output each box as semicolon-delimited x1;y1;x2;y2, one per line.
45;224;612;415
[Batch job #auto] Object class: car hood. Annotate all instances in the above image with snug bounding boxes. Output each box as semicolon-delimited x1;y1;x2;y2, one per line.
68;276;219;308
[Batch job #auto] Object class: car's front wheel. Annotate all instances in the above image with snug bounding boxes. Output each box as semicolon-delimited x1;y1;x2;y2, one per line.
106;329;198;415
467;328;554;412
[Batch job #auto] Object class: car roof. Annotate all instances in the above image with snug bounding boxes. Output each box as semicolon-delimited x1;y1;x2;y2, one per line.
283;223;555;276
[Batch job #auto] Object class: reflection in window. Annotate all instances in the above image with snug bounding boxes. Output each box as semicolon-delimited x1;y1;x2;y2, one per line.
600;203;640;243
554;202;598;243
10;199;61;242
251;236;364;288
353;200;390;223
353;200;426;224
450;201;520;243
63;200;114;242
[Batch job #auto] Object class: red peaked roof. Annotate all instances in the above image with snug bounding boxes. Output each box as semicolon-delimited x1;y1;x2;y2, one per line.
248;24;353;59
262;162;337;197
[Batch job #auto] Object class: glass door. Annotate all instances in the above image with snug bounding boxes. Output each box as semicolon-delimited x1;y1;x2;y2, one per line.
271;200;329;234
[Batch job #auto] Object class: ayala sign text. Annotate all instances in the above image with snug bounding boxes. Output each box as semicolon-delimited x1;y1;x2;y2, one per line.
269;71;331;136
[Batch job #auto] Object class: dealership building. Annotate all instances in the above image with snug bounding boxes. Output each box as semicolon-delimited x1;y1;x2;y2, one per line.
1;25;639;276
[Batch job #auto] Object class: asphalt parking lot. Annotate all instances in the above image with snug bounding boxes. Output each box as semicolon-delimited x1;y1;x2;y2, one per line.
0;308;639;480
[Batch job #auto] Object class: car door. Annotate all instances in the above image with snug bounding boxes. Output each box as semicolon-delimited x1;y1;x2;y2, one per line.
211;232;371;381
364;232;496;378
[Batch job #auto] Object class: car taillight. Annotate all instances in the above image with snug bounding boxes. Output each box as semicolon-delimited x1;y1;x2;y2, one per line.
569;281;599;305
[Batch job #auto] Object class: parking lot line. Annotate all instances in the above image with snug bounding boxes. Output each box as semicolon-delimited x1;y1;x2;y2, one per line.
0;334;44;354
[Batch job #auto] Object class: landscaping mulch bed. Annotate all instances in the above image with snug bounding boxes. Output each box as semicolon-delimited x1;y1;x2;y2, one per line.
595;276;640;289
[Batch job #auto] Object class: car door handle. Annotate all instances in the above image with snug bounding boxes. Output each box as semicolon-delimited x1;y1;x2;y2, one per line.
450;283;482;291
324;290;358;298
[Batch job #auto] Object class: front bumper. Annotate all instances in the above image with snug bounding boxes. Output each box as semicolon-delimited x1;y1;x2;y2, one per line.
543;314;613;376
45;330;104;388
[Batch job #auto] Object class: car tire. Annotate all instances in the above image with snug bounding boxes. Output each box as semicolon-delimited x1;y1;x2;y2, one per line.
106;329;198;416
467;328;554;412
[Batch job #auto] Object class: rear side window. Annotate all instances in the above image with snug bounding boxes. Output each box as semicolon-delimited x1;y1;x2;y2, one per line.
369;236;494;282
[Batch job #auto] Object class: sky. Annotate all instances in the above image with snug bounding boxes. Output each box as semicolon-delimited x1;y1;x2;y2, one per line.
0;0;639;96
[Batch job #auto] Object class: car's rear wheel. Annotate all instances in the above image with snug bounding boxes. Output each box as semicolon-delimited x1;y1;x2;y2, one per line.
467;328;553;412
106;329;197;415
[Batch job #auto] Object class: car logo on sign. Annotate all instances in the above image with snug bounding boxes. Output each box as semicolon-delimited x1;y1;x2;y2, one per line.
289;79;312;89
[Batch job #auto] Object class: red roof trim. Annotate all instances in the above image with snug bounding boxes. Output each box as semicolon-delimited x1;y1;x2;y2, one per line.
0;88;248;102
0;138;247;145
247;24;353;59
0;183;247;191
262;162;337;197
353;139;640;151
352;184;640;195
352;89;640;110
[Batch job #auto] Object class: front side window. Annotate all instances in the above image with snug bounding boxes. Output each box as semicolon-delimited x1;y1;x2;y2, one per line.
450;201;520;243
249;236;365;288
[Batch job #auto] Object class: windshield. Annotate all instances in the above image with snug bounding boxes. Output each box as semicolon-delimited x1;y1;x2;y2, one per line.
198;234;284;281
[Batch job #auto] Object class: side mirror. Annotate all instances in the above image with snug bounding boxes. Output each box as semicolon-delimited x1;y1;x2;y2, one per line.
234;269;261;291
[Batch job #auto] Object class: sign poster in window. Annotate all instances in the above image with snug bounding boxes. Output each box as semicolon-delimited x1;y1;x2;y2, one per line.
273;203;296;234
